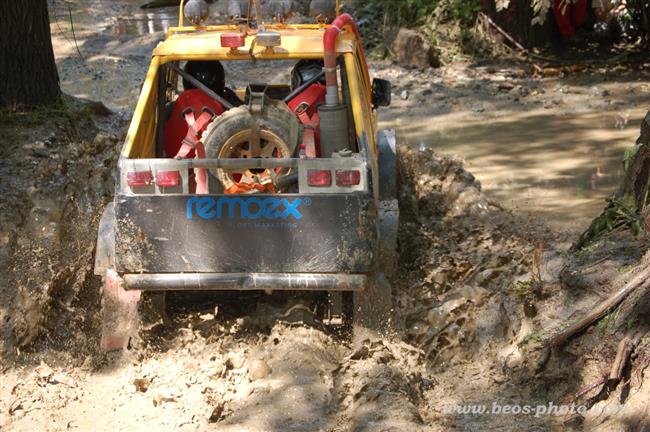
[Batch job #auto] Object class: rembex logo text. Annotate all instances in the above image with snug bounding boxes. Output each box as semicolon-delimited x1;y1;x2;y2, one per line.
187;196;303;220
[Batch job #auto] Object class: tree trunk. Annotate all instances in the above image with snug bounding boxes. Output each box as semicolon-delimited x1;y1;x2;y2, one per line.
618;110;650;211
0;0;60;108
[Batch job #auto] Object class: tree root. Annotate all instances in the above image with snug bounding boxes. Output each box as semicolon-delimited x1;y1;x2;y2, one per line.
581;327;649;408
545;263;650;348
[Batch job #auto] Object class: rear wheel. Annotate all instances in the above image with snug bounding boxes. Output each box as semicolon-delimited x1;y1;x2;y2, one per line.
141;292;168;328
377;129;399;278
351;272;393;332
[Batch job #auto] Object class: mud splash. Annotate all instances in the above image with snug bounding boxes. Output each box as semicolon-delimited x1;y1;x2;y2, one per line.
0;103;125;356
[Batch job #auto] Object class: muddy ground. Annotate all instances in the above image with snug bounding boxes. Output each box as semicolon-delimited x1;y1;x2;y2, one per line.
0;1;649;431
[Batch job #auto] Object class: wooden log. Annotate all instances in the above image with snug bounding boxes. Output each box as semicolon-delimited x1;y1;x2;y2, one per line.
546;264;650;347
609;329;647;382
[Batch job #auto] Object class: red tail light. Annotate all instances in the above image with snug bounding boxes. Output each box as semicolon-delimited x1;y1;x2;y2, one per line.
156;170;180;187
127;171;153;187
336;170;361;186
307;169;332;187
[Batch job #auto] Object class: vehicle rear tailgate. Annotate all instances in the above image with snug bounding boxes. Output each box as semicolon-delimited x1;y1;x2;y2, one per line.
114;193;376;273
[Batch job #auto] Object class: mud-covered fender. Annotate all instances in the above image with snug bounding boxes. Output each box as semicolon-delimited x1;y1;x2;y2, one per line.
377;129;399;276
94;201;116;276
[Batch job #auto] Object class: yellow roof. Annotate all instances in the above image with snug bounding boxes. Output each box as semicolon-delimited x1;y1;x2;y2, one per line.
153;26;357;60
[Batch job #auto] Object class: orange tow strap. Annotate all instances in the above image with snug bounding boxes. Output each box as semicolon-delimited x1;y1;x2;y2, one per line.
225;181;277;195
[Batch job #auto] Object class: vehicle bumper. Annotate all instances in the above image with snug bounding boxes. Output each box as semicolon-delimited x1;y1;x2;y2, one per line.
122;272;367;291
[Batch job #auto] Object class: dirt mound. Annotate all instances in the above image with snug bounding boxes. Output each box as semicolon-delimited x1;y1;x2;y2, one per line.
395;146;544;368
0;101;124;361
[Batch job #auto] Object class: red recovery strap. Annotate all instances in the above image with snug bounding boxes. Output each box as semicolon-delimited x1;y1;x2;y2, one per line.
174;107;215;194
295;103;317;158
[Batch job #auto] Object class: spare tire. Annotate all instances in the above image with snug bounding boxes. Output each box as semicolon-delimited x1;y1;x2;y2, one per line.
202;98;302;190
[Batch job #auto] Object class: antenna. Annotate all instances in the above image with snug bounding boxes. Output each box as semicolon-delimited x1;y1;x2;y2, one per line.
178;0;184;27
336;0;340;16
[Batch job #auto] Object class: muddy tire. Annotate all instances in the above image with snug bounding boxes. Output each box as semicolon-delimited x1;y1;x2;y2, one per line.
202;101;302;190
352;272;393;332
141;292;168;328
377;130;399;278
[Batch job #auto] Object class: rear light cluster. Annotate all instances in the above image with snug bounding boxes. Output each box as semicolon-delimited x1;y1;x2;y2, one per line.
336;170;361;186
307;169;331;187
127;171;152;187
127;171;180;187
155;171;180;187
307;169;361;187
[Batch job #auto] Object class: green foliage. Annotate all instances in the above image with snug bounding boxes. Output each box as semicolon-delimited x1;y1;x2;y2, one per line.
623;144;642;171
0;93;91;123
626;314;639;331
449;0;482;25
352;0;439;28
597;307;620;331
575;194;643;250
512;279;535;297
346;0;438;55
347;0;481;54
521;331;544;345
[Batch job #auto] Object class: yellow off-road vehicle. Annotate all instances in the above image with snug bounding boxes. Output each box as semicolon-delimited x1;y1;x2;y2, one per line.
94;0;397;350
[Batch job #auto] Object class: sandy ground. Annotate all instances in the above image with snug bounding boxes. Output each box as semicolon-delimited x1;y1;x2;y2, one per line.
0;1;648;431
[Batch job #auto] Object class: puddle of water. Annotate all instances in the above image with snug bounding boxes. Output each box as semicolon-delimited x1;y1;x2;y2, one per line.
50;0;177;111
113;11;177;36
385;107;646;232
50;0;178;37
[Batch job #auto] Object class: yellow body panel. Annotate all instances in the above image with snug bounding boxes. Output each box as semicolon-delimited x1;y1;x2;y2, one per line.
123;56;159;158
344;53;379;197
154;28;356;59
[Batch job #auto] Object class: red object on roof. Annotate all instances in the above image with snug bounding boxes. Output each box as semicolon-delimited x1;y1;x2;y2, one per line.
221;32;246;48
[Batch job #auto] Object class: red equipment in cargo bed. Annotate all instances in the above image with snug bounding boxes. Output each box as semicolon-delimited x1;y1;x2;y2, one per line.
288;83;326;158
163;89;226;158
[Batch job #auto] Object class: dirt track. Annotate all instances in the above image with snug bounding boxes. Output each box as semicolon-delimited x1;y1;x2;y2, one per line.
1;1;649;431
1;127;647;430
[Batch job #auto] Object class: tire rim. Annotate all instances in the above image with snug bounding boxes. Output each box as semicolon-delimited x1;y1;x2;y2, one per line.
215;128;292;189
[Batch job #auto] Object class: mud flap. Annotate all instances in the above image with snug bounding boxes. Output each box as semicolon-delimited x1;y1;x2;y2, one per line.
100;269;141;351
353;272;392;331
